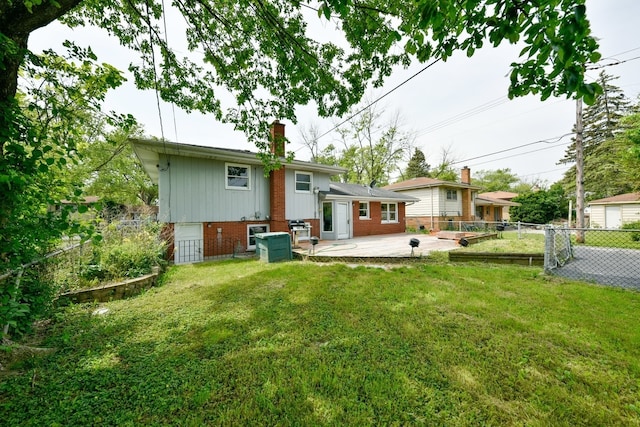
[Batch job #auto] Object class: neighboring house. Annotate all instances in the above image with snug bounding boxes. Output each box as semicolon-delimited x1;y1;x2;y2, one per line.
131;121;415;262
476;191;520;222
320;182;418;240
587;192;640;229
383;167;481;231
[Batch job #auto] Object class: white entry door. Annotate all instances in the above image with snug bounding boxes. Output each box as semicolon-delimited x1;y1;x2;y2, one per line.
605;206;622;229
174;223;203;264
337;202;350;239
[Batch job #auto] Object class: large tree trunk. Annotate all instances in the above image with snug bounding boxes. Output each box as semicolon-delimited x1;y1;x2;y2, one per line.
0;0;84;156
0;0;84;103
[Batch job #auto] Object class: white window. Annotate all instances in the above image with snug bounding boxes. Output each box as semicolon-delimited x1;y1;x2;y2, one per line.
295;171;312;193
381;203;398;223
446;189;457;200
247;224;269;250
359;201;370;219
226;163;251;190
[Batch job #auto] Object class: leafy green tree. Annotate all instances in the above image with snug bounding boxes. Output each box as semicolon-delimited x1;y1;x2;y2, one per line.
74;127;158;206
2;0;602;156
473;168;519;192
1;45;128;337
510;183;569;224
333;106;413;186
403;148;430;179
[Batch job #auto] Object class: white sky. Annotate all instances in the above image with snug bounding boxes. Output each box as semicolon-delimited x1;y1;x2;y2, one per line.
30;0;640;185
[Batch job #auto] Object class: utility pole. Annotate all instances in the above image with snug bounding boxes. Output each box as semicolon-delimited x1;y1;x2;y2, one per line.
575;98;585;243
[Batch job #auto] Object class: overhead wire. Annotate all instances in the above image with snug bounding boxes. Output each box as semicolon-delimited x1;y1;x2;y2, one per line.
451;133;574;165
307;58;442;146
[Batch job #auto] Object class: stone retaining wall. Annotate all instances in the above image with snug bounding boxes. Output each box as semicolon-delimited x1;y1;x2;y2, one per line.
57;272;159;305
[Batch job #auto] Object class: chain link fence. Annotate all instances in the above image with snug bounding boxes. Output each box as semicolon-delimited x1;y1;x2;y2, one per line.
545;227;640;290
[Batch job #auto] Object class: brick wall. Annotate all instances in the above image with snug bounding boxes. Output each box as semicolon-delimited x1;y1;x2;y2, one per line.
352;201;407;237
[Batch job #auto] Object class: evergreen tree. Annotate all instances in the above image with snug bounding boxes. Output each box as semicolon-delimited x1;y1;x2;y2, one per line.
404;148;431;179
560;72;633;199
560;72;630;166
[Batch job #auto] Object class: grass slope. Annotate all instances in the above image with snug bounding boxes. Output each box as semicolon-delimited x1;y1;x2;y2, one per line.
1;259;639;426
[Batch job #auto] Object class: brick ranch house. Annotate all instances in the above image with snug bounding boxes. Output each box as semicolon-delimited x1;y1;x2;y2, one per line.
131;121;416;263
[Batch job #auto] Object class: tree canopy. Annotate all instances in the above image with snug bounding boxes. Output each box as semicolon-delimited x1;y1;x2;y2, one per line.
2;0;602;151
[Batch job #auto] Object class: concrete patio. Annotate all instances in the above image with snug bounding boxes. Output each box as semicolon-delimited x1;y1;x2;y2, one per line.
293;232;460;258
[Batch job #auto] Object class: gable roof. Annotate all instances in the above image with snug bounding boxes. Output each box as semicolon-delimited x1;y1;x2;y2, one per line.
475;195;520;207
324;182;419;203
130;138;346;183
588;192;640;205
383;176;481;191
478;191;519;200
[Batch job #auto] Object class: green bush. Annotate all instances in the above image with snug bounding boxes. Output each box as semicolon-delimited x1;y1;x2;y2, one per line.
621;221;640;242
94;221;167;280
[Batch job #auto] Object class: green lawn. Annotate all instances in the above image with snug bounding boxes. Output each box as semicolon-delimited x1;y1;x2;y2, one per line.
2;259;639;425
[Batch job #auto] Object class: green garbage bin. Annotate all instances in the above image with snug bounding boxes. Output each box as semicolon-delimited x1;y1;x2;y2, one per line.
255;232;292;262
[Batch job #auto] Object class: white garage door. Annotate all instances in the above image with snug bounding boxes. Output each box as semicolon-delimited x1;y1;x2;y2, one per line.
174;223;203;264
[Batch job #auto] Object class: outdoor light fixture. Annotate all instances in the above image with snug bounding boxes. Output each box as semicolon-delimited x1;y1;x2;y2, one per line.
409;238;420;256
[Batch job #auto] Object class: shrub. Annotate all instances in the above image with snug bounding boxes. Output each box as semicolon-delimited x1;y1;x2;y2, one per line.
93;221;167;280
621;221;640;242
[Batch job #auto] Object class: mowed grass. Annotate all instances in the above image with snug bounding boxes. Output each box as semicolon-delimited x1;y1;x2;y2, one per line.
2;259;640;426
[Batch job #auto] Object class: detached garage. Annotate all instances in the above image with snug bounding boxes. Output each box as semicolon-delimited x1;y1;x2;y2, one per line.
588;192;640;229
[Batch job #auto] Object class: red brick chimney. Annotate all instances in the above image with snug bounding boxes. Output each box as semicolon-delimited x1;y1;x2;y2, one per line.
461;166;471;184
269;121;288;231
461;166;473;221
270;120;286;157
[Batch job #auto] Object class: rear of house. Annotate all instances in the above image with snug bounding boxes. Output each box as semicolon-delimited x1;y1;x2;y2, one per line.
132;121;417;263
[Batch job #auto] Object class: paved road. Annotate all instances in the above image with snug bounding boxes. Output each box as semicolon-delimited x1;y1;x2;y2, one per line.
552;246;640;290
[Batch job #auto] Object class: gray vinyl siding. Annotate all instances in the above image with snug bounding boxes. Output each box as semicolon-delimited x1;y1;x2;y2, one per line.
285;169;331;220
158;155;269;223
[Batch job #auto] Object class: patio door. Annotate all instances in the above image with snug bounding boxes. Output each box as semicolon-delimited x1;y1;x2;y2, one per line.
337;202;350;239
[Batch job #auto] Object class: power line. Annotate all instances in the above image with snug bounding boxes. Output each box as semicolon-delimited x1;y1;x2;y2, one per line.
451;133;573;165
414;96;509;137
311;59;442;144
466;142;568;168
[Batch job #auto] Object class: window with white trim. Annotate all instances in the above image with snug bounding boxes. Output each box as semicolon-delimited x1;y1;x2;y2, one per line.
295;171;312;193
359;201;370;219
247;224;269;250
446;189;457;200
381;202;397;223
226;163;251;190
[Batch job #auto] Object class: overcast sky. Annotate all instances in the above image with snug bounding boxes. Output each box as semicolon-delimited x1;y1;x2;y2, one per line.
30;0;640;185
